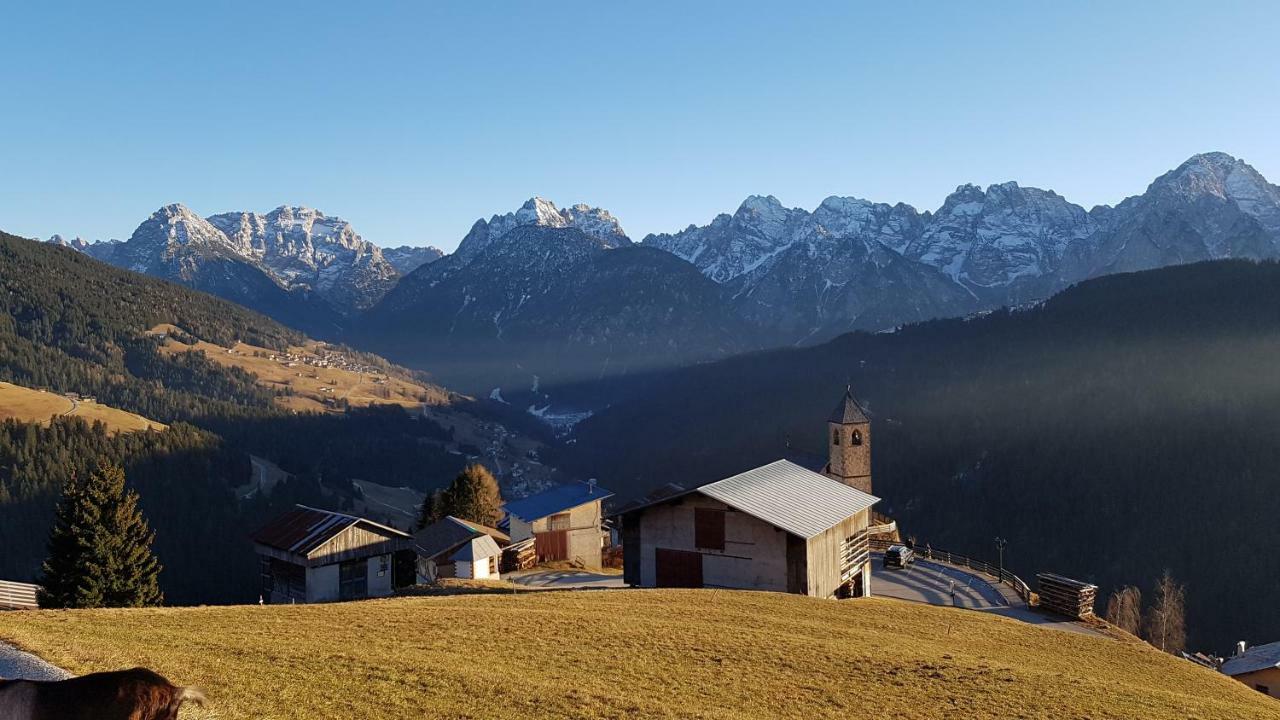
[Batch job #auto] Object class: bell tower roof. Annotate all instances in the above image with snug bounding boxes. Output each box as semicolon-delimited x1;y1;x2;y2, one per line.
829;386;870;424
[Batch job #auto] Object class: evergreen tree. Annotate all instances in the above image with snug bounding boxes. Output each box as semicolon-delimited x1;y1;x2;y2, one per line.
416;489;446;530
38;462;163;608
432;463;504;527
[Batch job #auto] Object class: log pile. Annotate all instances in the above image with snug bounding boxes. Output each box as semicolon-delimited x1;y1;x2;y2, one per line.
501;538;536;573
1036;572;1098;619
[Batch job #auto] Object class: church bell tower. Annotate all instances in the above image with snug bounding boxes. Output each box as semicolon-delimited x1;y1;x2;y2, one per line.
825;386;872;494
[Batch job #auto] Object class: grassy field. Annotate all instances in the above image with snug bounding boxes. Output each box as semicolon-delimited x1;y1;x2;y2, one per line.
1;591;1275;720
0;381;165;433
152;324;450;413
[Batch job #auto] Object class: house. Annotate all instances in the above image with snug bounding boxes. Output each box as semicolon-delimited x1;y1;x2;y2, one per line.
414;515;510;582
252;505;416;603
1221;641;1280;698
618;459;878;598
503;481;614;570
616;387;881;598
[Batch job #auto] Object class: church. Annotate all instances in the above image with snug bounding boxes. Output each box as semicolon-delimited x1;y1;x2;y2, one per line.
617;388;881;598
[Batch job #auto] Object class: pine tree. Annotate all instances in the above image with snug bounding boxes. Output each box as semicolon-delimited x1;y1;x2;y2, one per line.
416;489;446;530
38;463;163;608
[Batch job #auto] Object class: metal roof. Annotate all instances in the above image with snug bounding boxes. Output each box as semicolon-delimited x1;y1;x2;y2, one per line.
414;515;509;560
829;387;870;424
1221;640;1280;676
452;534;503;562
251;505;409;557
697;459;879;539
504;482;614;523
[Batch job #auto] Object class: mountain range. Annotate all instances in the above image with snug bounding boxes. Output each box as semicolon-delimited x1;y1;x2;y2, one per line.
45;152;1280;394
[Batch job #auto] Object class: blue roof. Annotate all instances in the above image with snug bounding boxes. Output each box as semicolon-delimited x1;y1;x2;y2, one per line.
504;482;614;522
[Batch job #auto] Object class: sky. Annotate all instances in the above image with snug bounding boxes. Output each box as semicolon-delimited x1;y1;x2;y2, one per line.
2;1;1278;251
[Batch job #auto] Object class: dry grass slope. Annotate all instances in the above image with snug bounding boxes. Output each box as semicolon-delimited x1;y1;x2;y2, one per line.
0;591;1275;720
152;324;451;414
0;382;165;433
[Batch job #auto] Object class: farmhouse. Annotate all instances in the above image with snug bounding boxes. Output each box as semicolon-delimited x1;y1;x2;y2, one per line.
414;515;510;581
503;481;613;570
618;460;878;597
617;388;881;598
252;505;416;603
1222;641;1280;698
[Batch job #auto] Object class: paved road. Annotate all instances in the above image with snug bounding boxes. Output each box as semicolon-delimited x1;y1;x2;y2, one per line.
0;641;70;681
507;569;626;589
870;552;1102;636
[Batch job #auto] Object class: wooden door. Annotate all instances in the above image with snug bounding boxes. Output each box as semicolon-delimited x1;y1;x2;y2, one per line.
655;548;703;588
535;530;569;562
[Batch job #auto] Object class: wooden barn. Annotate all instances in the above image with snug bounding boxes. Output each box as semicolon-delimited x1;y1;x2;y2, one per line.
503;481;613;570
617;460;879;598
414;515;510;581
252;505;416;604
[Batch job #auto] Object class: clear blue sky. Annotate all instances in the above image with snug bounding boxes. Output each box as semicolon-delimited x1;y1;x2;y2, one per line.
2;1;1277;250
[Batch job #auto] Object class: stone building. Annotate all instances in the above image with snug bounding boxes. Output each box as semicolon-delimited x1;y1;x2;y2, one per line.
822;386;873;495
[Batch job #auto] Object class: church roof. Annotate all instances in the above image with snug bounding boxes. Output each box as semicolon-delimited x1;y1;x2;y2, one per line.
829;387;870;424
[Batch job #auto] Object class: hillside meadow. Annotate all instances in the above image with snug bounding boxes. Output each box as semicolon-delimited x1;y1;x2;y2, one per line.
0;591;1274;719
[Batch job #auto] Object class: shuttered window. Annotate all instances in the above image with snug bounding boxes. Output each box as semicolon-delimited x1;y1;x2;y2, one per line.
694;508;726;551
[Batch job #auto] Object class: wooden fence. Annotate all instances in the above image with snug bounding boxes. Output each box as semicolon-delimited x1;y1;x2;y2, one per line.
0;580;40;610
869;538;1033;604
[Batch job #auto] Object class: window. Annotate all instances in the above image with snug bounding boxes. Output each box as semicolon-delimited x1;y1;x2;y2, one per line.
548;513;571;531
694;508;726;551
378;554;388;578
832;428;841;445
852;429;863;446
1258;685;1270;694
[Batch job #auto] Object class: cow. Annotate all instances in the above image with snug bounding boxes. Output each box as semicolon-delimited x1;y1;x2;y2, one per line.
0;667;205;720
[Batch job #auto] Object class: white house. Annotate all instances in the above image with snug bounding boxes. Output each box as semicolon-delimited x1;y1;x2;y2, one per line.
414;515;509;582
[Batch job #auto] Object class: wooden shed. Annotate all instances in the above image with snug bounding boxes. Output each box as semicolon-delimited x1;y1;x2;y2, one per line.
617;460;879;599
414;515;510;582
252;505;416;604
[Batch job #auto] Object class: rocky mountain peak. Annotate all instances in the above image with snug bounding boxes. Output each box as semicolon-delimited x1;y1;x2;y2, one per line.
454;197;630;262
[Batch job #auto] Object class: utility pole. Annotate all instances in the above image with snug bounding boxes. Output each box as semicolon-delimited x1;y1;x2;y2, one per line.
994;537;1007;579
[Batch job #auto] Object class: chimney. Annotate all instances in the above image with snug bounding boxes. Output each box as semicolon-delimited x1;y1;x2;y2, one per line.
587;478;597;495
1235;641;1248;657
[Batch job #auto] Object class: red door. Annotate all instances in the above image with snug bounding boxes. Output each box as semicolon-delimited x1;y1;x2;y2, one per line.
535;530;569;562
655;548;703;588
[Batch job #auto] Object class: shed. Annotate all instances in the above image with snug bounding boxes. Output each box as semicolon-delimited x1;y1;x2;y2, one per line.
503;481;614;570
252;505;415;604
617;459;879;599
1221;641;1280;698
414;516;510;582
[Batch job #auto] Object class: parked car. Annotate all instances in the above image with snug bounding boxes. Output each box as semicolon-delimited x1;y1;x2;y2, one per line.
883;544;915;569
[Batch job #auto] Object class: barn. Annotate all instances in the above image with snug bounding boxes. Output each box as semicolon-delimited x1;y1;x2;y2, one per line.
617;460;879;598
503;481;613;570
414;515;510;581
252;505;416;603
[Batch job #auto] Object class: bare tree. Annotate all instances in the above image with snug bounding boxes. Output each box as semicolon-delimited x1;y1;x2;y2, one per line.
1105;585;1143;636
1142;570;1187;654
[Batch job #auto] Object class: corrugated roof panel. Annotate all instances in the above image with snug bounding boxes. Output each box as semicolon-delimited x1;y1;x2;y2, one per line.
251;505;409;557
1221;640;1280;676
697;459;879;539
504;482;614;522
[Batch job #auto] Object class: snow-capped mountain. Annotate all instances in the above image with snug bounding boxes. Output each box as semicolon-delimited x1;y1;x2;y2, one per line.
453;197;630;262
382;245;444;274
205;206;398;311
646;152;1280;342
357;203;743;394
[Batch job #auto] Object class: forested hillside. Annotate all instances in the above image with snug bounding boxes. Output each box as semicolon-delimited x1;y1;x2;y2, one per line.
555;259;1280;651
0;231;515;604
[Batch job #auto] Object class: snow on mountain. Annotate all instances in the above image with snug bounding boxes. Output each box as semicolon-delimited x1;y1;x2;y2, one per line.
382;245;444;274
453;197;630;262
206;206;398;310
